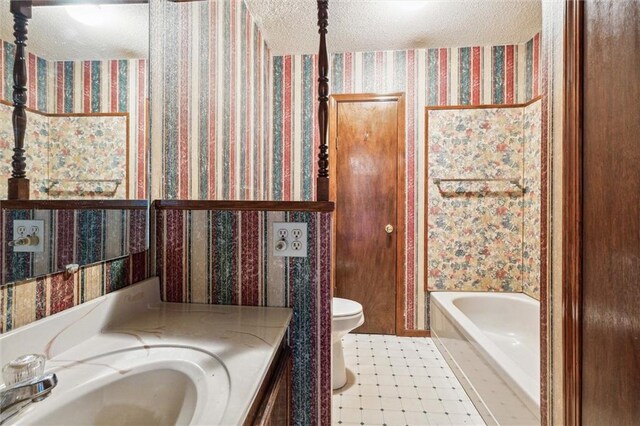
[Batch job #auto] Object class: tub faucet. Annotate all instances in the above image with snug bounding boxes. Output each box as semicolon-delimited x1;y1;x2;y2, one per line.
0;373;58;424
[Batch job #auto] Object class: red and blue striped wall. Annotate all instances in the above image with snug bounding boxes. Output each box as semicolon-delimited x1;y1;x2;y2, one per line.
271;33;541;331
156;0;271;201
155;208;332;425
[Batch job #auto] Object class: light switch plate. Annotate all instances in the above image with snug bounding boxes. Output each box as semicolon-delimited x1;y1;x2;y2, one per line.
12;220;44;253
273;222;307;257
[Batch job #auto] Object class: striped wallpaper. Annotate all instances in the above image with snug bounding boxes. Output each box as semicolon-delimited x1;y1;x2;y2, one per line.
0;41;49;113
0;251;148;333
154;208;332;425
0;39;148;199
272;34;541;331
1;207;147;285
150;0;271;200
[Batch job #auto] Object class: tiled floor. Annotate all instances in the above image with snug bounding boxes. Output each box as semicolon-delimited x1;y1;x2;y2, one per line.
332;334;486;426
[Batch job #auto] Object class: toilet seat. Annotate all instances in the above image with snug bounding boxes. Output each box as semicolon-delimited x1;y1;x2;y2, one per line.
333;297;363;318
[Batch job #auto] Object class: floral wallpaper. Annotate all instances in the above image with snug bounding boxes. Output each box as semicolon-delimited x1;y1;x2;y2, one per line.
0;103;50;199
0;103;128;199
427;106;525;292
523;100;542;299
48;115;128;199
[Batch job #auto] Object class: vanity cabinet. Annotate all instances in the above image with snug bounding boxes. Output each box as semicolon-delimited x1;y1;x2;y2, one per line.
245;344;292;426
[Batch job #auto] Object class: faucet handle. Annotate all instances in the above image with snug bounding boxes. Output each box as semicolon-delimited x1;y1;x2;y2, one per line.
2;354;46;386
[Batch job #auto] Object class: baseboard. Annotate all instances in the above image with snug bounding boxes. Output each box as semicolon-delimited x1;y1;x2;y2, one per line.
397;329;430;337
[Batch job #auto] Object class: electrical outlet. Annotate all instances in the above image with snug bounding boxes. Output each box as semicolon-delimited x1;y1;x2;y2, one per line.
273;222;307;257
12;220;44;253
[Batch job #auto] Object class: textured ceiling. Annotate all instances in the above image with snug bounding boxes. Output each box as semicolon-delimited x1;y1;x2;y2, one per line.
0;1;540;61
246;0;542;55
0;3;148;61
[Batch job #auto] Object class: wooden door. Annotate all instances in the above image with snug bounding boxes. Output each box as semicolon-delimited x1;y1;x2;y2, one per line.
564;1;640;424
332;95;404;335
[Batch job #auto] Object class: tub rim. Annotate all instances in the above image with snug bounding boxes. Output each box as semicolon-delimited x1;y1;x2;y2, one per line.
430;291;540;412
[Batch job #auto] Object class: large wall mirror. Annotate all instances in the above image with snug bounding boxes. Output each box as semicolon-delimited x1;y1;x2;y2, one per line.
0;1;149;286
0;0;149;200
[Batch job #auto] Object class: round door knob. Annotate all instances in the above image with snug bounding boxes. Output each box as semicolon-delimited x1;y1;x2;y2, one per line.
385;224;394;234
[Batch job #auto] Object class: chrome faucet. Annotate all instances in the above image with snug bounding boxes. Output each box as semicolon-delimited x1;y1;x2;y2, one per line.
0;373;58;424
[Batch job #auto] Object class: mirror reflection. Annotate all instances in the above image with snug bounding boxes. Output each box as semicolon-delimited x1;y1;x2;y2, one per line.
0;1;149;199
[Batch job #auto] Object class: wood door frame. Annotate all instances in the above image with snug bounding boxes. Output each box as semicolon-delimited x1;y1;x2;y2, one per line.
329;93;415;336
563;0;583;425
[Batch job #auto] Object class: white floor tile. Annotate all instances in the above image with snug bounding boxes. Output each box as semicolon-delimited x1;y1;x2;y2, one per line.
427;412;452;425
339;407;362;424
340;395;362;409
362;409;385;425
401;398;425;412
332;334;485;426
405;410;431;425
379;397;403;411
383;409;408;426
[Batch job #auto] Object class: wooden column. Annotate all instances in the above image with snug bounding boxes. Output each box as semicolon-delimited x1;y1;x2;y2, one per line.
8;0;32;200
316;0;329;201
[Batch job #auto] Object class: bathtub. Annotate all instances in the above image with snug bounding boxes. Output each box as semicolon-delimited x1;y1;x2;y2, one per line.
430;292;540;425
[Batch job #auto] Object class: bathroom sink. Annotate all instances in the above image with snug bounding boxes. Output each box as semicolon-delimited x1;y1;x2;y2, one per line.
6;346;230;426
27;369;196;425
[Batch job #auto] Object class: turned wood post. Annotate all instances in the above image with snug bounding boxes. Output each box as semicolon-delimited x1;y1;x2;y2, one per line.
316;0;329;201
8;0;32;200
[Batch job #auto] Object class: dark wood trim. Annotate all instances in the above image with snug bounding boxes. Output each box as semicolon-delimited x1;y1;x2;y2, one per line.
244;343;291;426
253;346;292;425
563;1;583;424
32;0;148;5
0;200;148;210
153;200;335;212
397;329;430;338
328;93;408;335
8;0;32;200
316;0;330;202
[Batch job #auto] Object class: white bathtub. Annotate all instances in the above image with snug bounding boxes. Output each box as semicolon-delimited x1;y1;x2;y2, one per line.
430;292;540;425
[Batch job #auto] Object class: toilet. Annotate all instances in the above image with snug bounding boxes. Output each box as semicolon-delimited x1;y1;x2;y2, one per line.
332;297;365;389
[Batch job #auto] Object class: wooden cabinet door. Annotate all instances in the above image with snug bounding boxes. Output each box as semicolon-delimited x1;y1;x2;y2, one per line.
252;347;292;426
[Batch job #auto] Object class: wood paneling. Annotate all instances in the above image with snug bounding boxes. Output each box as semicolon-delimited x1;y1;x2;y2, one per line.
153;200;334;212
330;94;405;335
581;1;640;424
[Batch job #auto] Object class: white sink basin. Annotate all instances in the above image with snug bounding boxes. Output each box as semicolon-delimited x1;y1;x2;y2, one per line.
36;369;196;425
0;278;292;425
8;346;230;426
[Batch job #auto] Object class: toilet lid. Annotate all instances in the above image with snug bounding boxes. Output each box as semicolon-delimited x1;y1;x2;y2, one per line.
333;297;363;318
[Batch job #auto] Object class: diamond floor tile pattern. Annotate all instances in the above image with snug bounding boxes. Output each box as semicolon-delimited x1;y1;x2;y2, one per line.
332;334;486;426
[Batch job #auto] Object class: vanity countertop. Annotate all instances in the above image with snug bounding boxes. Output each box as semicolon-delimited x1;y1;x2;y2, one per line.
0;277;292;425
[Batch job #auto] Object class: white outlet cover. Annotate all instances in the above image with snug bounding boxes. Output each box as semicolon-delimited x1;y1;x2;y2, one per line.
12;220;45;253
273;222;307;258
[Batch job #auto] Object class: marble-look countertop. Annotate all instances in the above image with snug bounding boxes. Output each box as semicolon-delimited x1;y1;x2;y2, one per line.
0;277;292;425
